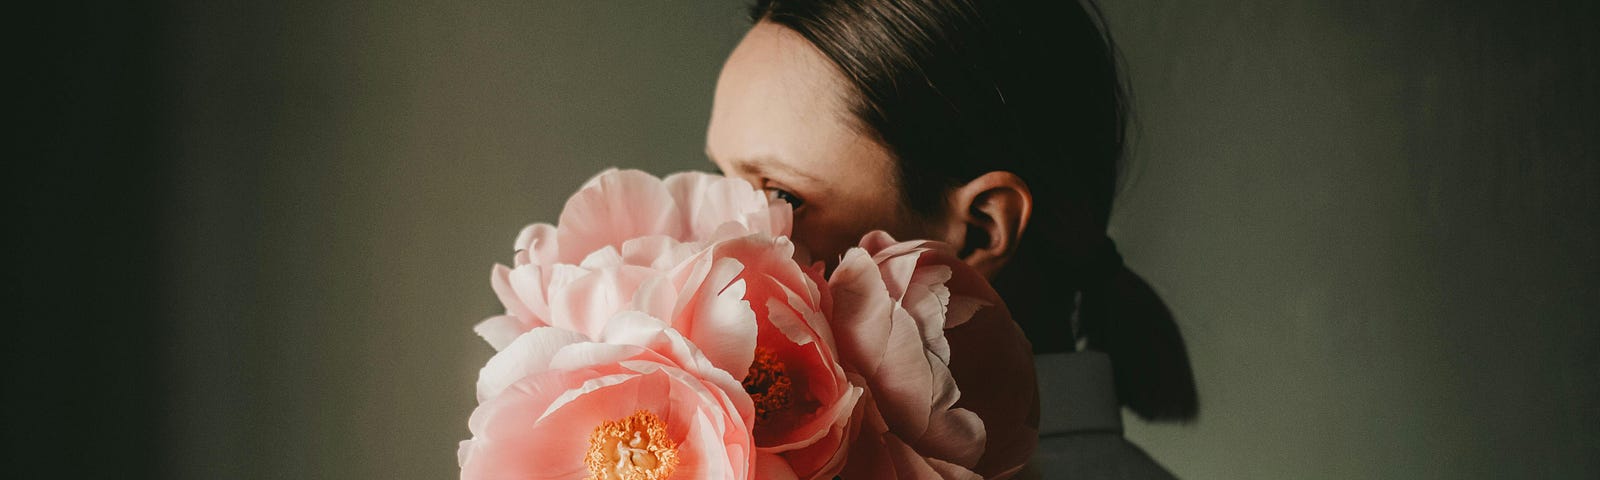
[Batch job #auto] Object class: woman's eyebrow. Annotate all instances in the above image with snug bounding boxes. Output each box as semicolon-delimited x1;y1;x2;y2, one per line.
728;156;822;184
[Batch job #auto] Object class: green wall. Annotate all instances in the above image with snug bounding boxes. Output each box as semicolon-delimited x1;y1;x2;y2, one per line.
1102;1;1598;478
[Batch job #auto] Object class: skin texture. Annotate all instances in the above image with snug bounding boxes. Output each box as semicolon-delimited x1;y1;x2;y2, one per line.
706;22;927;267
707;22;1033;276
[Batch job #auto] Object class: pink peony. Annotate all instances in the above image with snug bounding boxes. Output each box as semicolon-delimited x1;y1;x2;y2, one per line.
519;168;791;266
671;235;861;479
481;208;861;478
490;233;862;479
829;231;1039;479
476;169;790;351
464;168;1038;479
460;313;756;480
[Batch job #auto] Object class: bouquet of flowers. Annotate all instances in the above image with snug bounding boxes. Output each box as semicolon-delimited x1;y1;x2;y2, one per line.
458;169;1038;479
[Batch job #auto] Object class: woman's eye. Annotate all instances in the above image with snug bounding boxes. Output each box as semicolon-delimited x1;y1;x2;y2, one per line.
765;188;805;208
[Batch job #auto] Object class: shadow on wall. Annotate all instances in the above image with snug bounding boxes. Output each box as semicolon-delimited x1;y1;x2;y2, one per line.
1106;1;1598;478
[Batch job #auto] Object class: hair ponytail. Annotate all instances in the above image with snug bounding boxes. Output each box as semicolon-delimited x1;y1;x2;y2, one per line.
1081;267;1199;421
996;217;1199;421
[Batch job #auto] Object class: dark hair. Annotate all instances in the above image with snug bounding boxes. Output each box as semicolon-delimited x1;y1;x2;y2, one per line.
750;0;1197;421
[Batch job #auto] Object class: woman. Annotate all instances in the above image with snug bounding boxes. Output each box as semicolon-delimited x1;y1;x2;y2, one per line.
706;0;1198;476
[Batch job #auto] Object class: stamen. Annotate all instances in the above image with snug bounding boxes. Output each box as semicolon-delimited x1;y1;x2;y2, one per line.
743;347;793;422
585;410;678;480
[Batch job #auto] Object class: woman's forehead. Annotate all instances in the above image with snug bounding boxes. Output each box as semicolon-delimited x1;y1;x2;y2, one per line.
707;24;866;180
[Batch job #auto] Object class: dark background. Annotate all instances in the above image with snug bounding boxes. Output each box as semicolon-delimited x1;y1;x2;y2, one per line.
13;1;1597;478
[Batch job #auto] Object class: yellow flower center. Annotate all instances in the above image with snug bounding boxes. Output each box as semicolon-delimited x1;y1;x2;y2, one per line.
585;410;679;480
742;347;793;422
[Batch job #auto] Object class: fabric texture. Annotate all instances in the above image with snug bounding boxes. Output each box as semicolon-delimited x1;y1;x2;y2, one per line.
1023;351;1178;480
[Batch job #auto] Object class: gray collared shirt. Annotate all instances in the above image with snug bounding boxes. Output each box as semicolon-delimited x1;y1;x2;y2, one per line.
1021;351;1179;479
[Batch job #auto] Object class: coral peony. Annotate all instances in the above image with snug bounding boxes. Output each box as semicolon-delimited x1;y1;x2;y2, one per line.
830;231;1039;479
460;314;756;480
479;225;860;478
670;235;861;479
492;233;863;479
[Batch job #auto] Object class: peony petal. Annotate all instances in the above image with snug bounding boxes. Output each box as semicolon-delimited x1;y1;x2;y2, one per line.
924;456;984;480
664;171;782;241
536;371;642;422
876;248;922;300
764;296;817;347
545;263;587;293
456;440;474;472
763;202;794;239
506;264;553;325
837;379;899;479
866;307;937;437
688;283;758;381
670;254;758;380
881;433;954;479
945;305;1038;478
472;315;528;352
914;404;985;468
654;362;757;478
545;342;649;375
798;262;837;351
827;248;897;375
759;380;862;456
715;236;807;297
513;223;558;266
557;169;686;262
577;245;624;269
709;221;755;243
545;265;660;339
577;167;619;190
473;370;669;479
621;234;686;270
943;294;988;330
463;303;757;480
490;264;535;321
753;451;801;480
627;275;679;323
475;327;588;402
592;314;753;425
674;409;737;479
903;265;954;363
841;230;1039;478
596;312;698;368
927;349;962;412
974;422;1037;480
856;229;900;254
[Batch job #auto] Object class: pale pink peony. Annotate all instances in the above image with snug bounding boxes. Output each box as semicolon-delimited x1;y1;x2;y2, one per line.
476;169;790;351
460;313;757;480
829;231;1039;479
519;168;791;267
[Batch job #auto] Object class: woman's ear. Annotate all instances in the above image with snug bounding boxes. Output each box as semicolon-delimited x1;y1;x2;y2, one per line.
939;171;1033;278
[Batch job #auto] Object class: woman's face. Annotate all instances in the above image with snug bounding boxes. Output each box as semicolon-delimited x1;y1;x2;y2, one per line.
706;22;929;266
